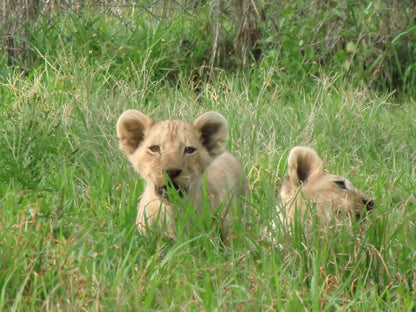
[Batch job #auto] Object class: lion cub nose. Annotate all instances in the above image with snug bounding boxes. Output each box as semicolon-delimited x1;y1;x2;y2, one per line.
363;198;375;211
164;168;182;179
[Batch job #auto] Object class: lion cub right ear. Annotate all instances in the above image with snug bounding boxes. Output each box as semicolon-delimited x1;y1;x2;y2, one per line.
193;111;228;157
287;146;324;186
117;110;153;156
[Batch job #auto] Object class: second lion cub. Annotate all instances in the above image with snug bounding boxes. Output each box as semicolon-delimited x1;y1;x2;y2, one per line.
117;110;248;240
279;146;374;226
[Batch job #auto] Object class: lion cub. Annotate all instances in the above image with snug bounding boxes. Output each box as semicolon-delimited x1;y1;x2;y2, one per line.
279;146;374;226
117;110;248;239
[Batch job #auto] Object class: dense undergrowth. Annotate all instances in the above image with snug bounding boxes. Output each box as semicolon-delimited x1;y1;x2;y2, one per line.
2;1;415;92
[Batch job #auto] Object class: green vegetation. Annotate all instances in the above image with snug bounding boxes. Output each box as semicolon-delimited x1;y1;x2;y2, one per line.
1;2;415;311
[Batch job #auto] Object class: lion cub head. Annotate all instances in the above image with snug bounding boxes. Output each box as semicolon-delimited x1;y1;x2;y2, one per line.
117;110;227;200
279;146;374;225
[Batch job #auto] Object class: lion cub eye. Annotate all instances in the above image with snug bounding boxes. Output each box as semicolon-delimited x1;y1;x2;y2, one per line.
334;180;348;190
149;145;161;153
184;147;196;154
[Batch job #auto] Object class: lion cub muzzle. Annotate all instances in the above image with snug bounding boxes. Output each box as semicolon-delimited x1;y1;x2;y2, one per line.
364;198;375;211
156;168;187;199
155;184;186;199
356;198;374;220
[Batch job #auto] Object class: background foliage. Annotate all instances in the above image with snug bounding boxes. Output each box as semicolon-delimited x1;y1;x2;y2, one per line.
1;0;416;91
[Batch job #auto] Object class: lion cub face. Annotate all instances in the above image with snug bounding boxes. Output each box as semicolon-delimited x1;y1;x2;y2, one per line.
280;146;374;224
117;110;227;199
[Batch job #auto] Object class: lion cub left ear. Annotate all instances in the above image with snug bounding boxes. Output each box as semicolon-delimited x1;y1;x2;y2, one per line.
117;110;153;156
193;111;228;157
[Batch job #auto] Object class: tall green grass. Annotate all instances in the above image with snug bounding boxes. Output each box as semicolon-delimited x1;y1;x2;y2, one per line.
1;4;416;311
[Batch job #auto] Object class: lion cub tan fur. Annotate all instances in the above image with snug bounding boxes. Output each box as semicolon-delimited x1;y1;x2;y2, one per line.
279;146;374;225
117;110;248;239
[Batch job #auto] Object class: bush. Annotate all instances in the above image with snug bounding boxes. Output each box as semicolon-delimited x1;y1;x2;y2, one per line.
257;0;416;92
1;1;415;92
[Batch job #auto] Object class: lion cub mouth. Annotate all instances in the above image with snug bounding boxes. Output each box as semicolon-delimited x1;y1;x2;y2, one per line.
155;183;187;199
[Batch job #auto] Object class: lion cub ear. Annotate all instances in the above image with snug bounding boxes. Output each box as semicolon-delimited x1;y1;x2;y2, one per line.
287;146;324;185
193;111;228;157
117;110;152;156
